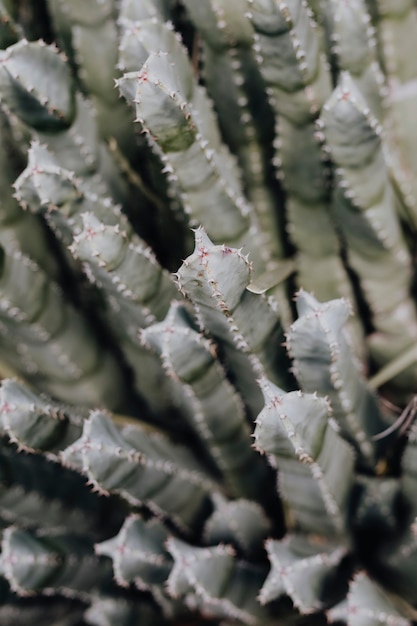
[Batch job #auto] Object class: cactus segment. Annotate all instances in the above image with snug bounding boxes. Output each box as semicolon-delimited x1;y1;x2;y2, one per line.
0;246;129;409
166;537;271;626
326;0;385;119
248;0;360;319
372;0;417;226
0;378;83;453
70;211;180;418
96;514;180;617
321;73;417;388
204;493;272;559
0;445;119;538
183;0;285;265
287;290;387;467
254;378;355;536
247;0;331;125
342;572;411;626
118;52;254;240
0;39;75;131
0;526;112;597
14;141;121;245
260;534;349;612
176;229;292;415
61;411;220;532
142;302;270;500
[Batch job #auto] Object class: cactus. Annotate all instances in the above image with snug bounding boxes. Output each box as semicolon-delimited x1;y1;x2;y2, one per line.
0;1;416;625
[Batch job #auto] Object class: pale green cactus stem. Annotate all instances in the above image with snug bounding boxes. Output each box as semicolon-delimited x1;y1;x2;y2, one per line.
259;534;349;612
166;537;272;626
96;515;182;619
254;378;355;537
0;378;84;453
0;442;119;537
0;245;130;410
203;493;272;559
70;211;180;419
117;44;269;277
0;111;62;282
0;38;134;210
327;572;412;625
176;228;292;417
0;39;75;130
246;0;359;327
321;72;417;390
0;526;113;597
62;410;221;533
326;0;386;119
46;0;137;164
182;0;286;266
372;0;417;227
142;301;271;501
287;290;388;469
14;141;127;249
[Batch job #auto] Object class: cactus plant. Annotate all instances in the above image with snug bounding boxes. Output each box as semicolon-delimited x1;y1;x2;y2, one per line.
0;0;417;624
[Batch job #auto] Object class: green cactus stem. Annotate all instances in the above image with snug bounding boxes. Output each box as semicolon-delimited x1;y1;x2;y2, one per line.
142;301;271;501
254;378;355;537
61;411;221;533
176;228;292;416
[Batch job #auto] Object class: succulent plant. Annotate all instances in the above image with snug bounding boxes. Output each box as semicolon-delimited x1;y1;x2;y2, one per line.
0;0;417;625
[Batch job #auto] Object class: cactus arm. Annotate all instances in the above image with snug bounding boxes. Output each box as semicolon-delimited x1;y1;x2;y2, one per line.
372;0;417;227
0;245;131;410
326;0;385;119
247;0;361;333
14;141;123;245
117;37;269;275
203;493;272;559
0;444;122;538
182;0;285;265
47;0;137;164
166;537;272;626
176;229;292;417
0;526;113;597
0;39;75;131
95;514;182;618
61;411;221;533
69;211;182;420
321;73;417;390
254;378;355;536
342;572;411;626
142;302;271;501
71;213;177;323
287;290;388;467
0;109;63;281
259;534;349;612
0;378;84;453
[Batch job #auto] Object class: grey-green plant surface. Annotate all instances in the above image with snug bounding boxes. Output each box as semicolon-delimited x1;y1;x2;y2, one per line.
0;1;417;625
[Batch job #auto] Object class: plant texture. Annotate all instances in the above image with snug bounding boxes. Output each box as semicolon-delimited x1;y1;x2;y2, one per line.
0;0;417;625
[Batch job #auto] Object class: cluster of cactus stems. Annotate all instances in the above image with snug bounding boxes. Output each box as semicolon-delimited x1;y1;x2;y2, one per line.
1;0;417;624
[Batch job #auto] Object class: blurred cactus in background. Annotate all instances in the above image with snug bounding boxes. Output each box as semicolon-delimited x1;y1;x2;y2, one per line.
0;0;417;624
